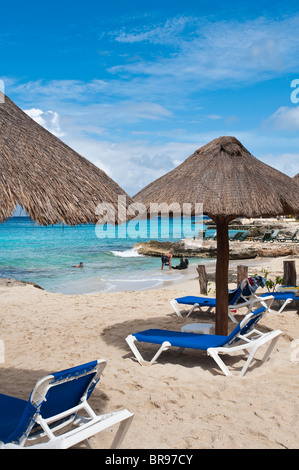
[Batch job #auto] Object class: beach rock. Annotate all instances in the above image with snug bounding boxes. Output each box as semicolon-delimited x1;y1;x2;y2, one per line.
134;239;203;257
0;278;44;289
135;219;299;259
134;239;299;260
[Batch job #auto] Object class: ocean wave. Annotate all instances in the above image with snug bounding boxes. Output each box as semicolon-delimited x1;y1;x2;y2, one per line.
103;271;185;292
110;248;144;258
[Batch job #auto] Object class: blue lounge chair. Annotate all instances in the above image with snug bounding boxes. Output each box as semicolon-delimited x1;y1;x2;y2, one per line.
229;231;242;241
232;230;248;241
253;231;272;242
259;290;297;313
205;230;217;240
277;230;298;243
239;230;249;241
277;285;299;292
229;230;248;241
126;298;281;377
170;278;260;322
269;229;280;242
0;359;134;449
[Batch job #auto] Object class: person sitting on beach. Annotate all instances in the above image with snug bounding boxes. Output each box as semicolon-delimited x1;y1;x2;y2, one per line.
172;257;189;270
161;253;173;270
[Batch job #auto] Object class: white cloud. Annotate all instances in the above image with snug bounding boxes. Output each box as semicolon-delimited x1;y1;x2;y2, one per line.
17;79;109;102
70;133;298;195
208;114;222;120
261;152;299;176
207;114;238;123
20;98;173;152
113;16;190;45
15;99;299;194
5;15;299;117
265;106;299;131
63;136;196;196
4;15;299;111
93;101;172;122
24;108;65;137
3;14;299;196
93;159;113;177
109;15;299;90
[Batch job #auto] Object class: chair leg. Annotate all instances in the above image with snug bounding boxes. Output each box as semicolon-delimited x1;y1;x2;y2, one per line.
239;330;282;377
228;309;238;323
126;335;171;366
238;343;260;377
208;330;282;377
85;438;92;449
206;349;233;376
170;300;214;318
186;303;200;317
110;413;134;449
260;331;281;363
276;299;293;314
170;300;183;317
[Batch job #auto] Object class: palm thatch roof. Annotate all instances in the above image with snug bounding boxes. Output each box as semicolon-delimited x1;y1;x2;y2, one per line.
134;136;299;335
134;136;299;220
0;93;133;225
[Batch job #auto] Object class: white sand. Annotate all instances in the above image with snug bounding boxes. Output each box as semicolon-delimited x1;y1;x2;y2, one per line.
0;255;298;449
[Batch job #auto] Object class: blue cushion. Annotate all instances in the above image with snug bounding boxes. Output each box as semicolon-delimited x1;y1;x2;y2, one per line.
261;292;295;300
0;360;99;444
175;296;216;306
175;283;252;307
229;285;242;304
133;307;266;351
0;393;36;444
40;360;99;419
134;329;230;350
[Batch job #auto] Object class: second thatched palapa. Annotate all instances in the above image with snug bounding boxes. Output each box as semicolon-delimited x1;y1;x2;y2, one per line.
0;93;133;225
134;136;299;335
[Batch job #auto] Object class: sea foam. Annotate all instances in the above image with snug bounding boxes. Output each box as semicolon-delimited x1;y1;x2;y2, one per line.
110;248;143;258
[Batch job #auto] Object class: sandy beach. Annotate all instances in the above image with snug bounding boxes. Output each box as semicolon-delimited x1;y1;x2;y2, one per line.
0;255;298;449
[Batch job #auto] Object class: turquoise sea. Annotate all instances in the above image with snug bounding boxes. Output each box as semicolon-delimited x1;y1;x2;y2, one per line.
0;216;216;294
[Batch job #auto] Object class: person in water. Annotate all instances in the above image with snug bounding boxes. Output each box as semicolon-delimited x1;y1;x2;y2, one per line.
172;256;189;270
73;262;84;268
161;253;173;270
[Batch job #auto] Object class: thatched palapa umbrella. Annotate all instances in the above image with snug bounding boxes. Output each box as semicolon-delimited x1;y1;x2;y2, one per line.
0;93;133;225
293;175;299;217
134;136;299;335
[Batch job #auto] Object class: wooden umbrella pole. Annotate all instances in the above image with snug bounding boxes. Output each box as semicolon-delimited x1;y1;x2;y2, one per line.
215;217;229;335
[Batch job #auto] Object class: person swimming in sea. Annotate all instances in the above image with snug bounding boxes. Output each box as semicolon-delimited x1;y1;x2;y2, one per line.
73;262;84;268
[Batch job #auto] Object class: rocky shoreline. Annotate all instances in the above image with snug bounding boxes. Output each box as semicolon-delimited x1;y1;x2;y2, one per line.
134;218;299;260
0;278;44;289
134;239;299;259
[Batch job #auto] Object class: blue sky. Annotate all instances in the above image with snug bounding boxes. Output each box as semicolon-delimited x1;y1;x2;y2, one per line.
1;0;299;196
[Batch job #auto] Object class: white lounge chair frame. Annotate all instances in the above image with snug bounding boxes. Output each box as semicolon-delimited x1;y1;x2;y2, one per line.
1;359;134;449
171;279;295;322
126;298;282;377
170;297;259;323
259;295;294;315
206;328;281;377
170;279;259;323
126;327;281;377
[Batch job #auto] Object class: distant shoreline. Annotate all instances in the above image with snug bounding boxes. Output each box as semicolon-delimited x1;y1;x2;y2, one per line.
134;238;299;259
